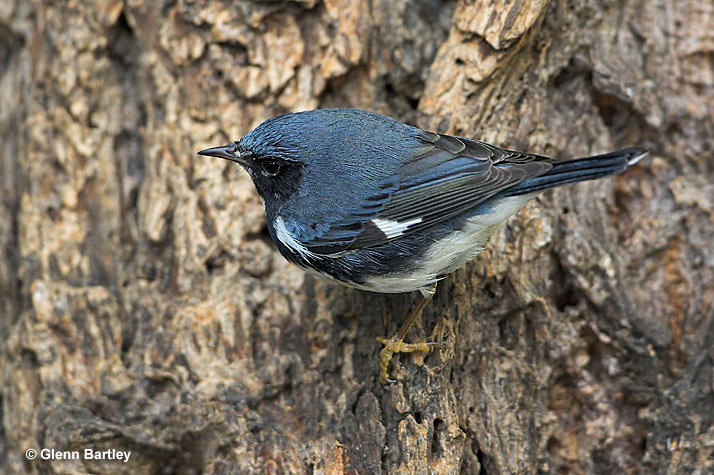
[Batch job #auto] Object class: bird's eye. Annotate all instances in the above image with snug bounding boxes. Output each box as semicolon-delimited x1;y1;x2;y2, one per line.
261;160;281;176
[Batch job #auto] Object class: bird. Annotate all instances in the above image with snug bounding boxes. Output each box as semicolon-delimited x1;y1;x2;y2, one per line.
198;108;648;384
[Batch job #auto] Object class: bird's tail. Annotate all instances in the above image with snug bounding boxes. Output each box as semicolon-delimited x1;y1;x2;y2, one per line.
503;147;648;197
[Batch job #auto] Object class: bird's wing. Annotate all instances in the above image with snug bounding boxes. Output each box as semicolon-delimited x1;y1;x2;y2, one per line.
303;131;553;255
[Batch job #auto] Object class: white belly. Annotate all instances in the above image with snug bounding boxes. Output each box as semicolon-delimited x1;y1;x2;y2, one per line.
361;195;534;294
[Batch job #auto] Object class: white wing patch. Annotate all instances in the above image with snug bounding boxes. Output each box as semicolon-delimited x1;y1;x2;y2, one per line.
371;217;423;238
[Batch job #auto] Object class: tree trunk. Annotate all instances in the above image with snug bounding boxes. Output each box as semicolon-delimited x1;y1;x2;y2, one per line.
1;0;713;473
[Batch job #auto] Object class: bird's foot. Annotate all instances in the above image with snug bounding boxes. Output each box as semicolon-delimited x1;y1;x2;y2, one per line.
376;336;444;384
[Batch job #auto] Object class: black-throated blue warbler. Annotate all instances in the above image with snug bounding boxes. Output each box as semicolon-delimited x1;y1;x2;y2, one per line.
198;108;648;384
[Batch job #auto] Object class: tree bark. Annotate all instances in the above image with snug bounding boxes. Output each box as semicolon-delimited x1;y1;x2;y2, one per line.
1;0;713;473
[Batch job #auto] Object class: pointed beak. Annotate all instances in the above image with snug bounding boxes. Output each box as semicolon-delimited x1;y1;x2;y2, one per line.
197;145;240;163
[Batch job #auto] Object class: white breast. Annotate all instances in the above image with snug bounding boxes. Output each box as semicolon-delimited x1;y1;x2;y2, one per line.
274;216;320;261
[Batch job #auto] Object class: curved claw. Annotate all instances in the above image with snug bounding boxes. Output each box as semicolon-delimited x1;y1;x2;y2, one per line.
377;336;443;384
376;283;440;384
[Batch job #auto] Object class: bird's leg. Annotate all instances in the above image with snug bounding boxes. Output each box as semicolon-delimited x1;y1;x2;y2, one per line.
376;282;441;384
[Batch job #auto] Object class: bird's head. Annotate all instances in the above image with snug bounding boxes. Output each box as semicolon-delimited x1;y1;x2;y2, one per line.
198;117;310;212
198;108;421;216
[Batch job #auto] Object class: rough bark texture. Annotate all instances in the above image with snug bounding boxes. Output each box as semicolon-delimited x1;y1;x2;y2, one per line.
1;0;713;473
